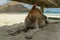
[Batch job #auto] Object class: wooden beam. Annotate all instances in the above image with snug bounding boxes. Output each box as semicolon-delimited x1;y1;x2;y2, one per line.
40;6;44;14
11;0;59;8
47;0;58;6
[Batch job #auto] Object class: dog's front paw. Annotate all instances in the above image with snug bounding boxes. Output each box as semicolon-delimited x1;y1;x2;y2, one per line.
25;35;33;39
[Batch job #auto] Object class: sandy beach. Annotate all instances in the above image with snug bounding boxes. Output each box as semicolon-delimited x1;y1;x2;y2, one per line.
0;20;60;40
0;13;60;40
0;13;27;26
0;13;60;26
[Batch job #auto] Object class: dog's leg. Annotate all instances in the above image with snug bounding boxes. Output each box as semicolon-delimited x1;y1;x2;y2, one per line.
25;20;39;39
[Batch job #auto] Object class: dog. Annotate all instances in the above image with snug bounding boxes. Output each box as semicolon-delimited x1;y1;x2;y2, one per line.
24;4;48;39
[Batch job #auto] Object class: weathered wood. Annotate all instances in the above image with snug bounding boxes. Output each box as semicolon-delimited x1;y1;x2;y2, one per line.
40;6;44;14
11;0;59;8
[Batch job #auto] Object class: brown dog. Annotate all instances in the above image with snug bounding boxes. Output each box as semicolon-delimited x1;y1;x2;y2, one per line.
24;4;48;39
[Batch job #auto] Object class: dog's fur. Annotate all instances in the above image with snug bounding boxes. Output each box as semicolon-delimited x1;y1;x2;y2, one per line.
24;4;48;39
24;4;48;32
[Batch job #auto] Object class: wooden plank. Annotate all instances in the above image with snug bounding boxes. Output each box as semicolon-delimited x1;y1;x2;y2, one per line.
11;0;59;8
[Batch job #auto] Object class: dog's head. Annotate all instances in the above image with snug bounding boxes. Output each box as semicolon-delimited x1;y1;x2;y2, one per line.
28;4;43;19
29;4;42;15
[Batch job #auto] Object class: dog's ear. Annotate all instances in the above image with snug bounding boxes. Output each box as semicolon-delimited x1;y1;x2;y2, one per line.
29;3;36;13
31;3;36;10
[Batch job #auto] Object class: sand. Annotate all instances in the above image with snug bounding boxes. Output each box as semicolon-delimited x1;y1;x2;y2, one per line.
0;13;60;26
0;13;60;40
0;22;60;40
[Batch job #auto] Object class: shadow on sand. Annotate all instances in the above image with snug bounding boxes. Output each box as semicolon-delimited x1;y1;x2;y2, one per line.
0;22;60;40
